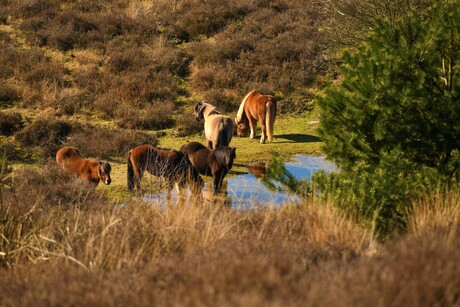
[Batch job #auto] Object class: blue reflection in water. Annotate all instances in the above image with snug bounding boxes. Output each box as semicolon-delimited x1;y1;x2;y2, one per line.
227;155;336;208
143;155;336;208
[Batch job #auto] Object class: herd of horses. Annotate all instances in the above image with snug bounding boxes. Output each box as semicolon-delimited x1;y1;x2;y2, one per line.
56;90;277;196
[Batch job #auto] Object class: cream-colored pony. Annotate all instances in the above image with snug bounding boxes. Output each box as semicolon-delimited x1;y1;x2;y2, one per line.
194;101;234;149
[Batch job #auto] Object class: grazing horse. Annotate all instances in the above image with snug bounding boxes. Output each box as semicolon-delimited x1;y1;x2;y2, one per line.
235;90;277;143
56;146;112;186
127;144;203;195
180;141;236;194
194;101;234;149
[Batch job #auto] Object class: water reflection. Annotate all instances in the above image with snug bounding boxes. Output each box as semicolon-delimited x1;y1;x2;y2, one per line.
143;155;336;208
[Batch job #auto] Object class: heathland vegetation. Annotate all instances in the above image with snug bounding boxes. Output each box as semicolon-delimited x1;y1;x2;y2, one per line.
1;0;459;305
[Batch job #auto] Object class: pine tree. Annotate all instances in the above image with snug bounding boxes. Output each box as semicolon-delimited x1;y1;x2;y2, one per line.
318;0;460;177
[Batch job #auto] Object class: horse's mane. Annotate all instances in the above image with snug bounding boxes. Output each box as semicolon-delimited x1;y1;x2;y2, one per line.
204;103;220;116
213;147;236;169
236;90;257;124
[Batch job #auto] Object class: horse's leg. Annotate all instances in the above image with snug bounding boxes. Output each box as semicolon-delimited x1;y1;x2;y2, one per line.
248;117;257;140
207;139;213;150
218;169;227;194
259;114;267;144
135;169;143;193
212;169;226;194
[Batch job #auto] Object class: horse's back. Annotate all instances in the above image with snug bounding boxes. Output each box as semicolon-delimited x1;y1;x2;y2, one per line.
56;146;85;170
56;146;81;163
180;141;207;155
248;91;276;114
205;114;233;147
56;146;92;180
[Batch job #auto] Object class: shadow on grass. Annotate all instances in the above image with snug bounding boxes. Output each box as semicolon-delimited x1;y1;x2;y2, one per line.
275;134;322;143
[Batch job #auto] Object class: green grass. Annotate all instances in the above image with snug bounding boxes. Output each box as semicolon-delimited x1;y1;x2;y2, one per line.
101;112;323;202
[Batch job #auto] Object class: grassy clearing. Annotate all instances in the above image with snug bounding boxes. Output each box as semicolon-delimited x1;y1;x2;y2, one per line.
98;113;323;201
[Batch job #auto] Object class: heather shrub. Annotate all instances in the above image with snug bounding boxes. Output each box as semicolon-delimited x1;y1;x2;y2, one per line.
14;117;73;158
152;0;250;41
0;111;24;136
0;46;24;79
115;102;175;130
187;2;324;108
67;124;157;159
0;83;20;106
0;140;32;161
23;60;68;88
9;162;108;208
203;88;239;113
175;112;202;137
54;88;94;115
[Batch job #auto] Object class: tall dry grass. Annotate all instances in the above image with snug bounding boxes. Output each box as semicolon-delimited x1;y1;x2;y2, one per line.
1;164;460;305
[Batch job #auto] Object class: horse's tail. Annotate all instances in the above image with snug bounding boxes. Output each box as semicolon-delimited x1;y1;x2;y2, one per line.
216;117;234;148
215;129;225;148
127;150;135;193
266;98;277;143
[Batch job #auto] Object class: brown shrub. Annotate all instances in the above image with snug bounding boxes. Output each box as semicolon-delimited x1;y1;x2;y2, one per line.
115;102;175;130
54;88;94;115
187;2;324;109
159;0;252;41
14;116;73;158
107;46;148;73
0;83;20;106
8;162;109;209
175;112;202;137
67;124;157;159
0;111;24;136
23;61;68;87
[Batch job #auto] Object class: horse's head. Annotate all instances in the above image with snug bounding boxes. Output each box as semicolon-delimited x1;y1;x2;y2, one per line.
98;161;112;185
235;121;249;137
194;101;206;121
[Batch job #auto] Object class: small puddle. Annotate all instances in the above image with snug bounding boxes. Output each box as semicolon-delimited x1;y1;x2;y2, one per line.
141;155;337;208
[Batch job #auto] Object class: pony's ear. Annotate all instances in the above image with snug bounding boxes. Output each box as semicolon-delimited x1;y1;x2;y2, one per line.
194;101;203;112
194;101;206;120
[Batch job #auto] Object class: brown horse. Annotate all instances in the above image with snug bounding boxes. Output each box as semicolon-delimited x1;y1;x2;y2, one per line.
235;90;277;143
194;101;234;149
180;142;236;194
127;144;204;195
56;146;112;186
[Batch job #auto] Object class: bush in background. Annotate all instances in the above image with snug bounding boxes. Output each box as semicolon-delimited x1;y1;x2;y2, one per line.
0;111;23;136
14;116;73;158
67;124;157;159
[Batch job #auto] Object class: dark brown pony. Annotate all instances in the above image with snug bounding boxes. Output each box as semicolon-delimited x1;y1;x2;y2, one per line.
180;141;236;194
56;146;112;186
127;144;203;194
235;90;277;143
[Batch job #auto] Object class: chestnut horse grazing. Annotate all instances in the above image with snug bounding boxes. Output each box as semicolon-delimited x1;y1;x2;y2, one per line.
180;142;236;194
235;90;277;143
56;146;112;186
194;101;234;149
127;144;204;195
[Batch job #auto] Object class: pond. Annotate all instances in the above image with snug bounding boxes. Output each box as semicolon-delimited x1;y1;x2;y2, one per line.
143;155;337;208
